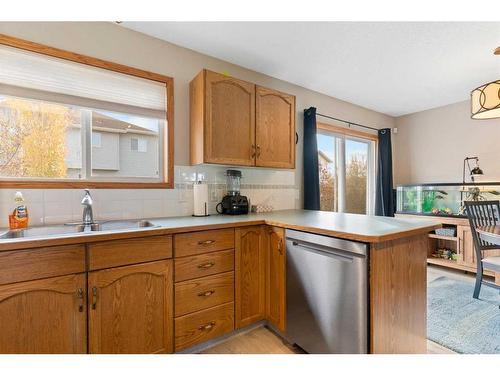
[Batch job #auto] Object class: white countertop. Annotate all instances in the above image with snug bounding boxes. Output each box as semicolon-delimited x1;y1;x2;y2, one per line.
0;209;440;251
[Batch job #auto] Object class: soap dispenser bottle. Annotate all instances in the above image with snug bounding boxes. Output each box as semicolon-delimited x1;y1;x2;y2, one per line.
9;192;29;230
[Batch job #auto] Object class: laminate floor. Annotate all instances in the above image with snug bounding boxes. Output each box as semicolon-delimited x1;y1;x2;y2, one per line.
200;326;298;354
201;326;454;354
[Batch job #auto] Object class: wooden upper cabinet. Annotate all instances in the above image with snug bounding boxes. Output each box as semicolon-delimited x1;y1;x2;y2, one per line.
191;69;255;166
256;86;296;168
190;69;296;169
265;226;286;332
88;260;173;354
235;225;266;329
0;274;87;354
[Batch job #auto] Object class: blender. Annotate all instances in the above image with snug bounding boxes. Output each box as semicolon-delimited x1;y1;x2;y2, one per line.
216;170;249;215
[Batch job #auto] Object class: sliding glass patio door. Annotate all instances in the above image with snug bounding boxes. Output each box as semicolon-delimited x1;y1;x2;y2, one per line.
317;128;376;214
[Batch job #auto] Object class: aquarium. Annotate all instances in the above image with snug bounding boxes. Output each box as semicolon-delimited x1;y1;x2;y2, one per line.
396;183;500;217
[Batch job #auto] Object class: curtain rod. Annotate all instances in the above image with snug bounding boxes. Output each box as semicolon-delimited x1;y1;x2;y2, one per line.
315;112;379;132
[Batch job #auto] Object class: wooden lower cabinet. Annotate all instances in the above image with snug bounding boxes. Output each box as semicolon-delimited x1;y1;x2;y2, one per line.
88;260;173;354
235;225;266;328
0;273;87;354
265;226;286;332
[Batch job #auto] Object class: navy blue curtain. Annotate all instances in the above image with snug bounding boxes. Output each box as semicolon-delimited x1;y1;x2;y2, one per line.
303;107;320;210
375;128;394;216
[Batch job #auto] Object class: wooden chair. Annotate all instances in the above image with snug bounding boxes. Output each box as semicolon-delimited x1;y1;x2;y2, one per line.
464;200;500;299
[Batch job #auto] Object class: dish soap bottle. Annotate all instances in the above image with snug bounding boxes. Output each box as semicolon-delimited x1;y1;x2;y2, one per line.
9;192;29;230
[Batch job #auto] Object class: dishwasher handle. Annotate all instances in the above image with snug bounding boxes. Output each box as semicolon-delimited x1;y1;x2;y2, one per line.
289;240;357;262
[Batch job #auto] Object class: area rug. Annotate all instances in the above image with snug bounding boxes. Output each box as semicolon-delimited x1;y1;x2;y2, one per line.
427;276;500;354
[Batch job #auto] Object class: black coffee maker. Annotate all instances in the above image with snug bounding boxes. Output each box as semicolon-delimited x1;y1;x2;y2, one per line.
216;170;249;215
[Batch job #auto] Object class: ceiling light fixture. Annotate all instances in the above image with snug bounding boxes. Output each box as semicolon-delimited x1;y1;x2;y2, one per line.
471;47;500;119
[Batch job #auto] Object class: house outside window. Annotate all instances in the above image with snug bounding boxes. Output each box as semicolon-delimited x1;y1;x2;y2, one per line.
0;36;174;188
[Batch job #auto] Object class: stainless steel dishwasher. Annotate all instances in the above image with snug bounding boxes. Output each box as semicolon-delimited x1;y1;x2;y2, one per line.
285;229;368;354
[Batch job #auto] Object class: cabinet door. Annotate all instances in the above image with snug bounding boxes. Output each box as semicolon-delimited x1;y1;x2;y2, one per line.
205;70;256;166
89;260;173;354
0;274;86;354
256;86;296;168
235;225;266;328
458;225;475;267
266;226;286;332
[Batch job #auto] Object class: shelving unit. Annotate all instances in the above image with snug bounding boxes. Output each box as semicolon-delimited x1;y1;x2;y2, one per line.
428;233;457;242
397;213;500;279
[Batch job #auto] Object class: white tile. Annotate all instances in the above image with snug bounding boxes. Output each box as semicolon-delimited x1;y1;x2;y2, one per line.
0;216;8;228
43;202;71;225
118;189;142;201
1;189;44;203
29;202;46;226
121;200;143;220
0;189;17;203
142;189;168;200
175;165;197;183
44;189;73;203
143;199;165;218
94;200;121;221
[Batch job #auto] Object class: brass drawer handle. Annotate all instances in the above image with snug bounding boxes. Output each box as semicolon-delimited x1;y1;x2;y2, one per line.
198;321;216;331
76;288;84;312
198;240;215;246
198;261;215;269
198;290;215;297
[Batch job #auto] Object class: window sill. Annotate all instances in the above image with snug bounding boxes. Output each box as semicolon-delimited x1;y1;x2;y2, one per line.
0;180;174;189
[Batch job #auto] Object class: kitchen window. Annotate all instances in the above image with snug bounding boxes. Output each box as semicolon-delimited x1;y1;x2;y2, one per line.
0;35;174;188
317;123;377;214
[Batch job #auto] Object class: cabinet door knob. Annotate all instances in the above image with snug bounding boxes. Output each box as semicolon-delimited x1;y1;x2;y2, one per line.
91;286;98;310
76;288;84;312
198;321;216;331
197;290;215;297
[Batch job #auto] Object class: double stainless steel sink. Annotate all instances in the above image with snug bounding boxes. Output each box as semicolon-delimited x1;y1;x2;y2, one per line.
0;219;158;240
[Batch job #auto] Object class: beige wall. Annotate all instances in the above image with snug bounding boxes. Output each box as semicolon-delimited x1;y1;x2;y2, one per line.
394;100;500;185
0;22;394;194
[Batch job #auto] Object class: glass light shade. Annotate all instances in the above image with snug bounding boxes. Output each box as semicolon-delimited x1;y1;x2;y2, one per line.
471;80;500;119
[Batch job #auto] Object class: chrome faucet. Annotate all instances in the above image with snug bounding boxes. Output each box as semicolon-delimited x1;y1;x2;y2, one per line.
81;189;94;225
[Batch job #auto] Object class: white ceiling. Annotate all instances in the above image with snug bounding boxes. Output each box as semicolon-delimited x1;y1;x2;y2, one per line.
122;22;500;117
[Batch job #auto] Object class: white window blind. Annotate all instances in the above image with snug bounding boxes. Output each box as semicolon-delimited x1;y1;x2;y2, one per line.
0;45;166;119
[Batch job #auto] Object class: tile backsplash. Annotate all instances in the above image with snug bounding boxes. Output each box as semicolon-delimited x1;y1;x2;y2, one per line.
0;165;299;228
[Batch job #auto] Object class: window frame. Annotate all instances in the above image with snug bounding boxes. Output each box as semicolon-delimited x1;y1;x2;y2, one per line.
0;33;174;189
317;122;378;214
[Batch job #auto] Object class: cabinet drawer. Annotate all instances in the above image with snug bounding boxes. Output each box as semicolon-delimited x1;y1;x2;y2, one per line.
174;228;234;257
174;249;234;282
174;229;234;257
175;271;234;317
174;302;234;352
88;235;172;270
0;245;85;285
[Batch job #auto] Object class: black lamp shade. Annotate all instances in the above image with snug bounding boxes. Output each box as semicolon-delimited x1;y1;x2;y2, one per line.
471;167;483;176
